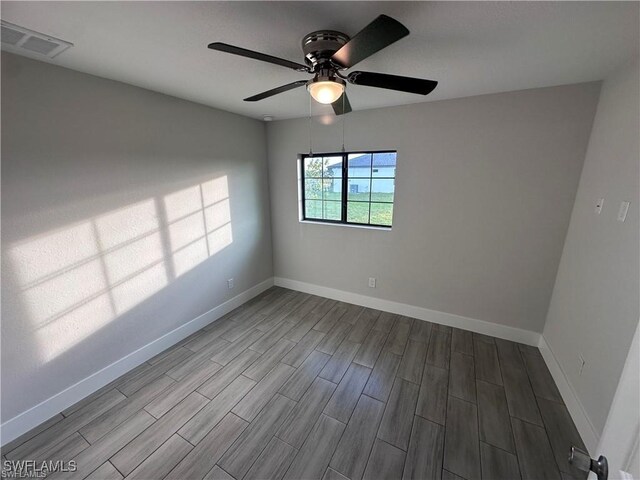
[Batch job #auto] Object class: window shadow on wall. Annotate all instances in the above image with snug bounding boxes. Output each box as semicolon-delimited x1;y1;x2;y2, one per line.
7;176;232;364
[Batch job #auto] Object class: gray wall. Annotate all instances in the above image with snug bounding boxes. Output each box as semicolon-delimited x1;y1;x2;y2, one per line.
267;83;601;333
543;59;640;435
1;53;273;422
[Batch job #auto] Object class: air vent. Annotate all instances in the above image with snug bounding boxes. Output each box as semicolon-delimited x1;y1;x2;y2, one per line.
1;21;72;58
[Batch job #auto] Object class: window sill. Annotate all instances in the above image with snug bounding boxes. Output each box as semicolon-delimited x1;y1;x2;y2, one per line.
299;219;392;231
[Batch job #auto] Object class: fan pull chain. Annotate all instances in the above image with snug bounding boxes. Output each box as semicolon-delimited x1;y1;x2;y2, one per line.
341;93;346;152
308;94;313;154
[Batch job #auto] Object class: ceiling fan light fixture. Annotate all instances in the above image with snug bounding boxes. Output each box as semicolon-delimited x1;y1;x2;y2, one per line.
307;78;345;105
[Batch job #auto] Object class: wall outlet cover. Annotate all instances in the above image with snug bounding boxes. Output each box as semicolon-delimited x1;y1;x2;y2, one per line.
595;198;604;214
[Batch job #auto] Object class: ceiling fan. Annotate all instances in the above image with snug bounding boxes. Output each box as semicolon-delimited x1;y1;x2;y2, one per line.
207;15;438;116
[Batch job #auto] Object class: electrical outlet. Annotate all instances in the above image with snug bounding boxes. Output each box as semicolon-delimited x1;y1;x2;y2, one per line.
595;198;604;215
368;277;376;288
227;278;234;289
578;354;586;376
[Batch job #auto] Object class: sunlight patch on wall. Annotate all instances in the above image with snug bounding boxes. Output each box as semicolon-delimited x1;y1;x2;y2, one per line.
11;222;110;329
165;178;232;276
94;199;159;249
93;199;167;314
9;176;231;362
10;222;101;289
202;177;229;204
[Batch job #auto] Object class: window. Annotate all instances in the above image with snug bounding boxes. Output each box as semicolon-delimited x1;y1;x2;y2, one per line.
300;150;397;228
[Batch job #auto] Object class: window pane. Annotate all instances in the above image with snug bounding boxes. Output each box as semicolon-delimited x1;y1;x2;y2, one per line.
323;157;342;178
347;201;370;224
304;179;322;200
370;202;393;226
347;178;370;201
323;201;341;221
371;179;395;203
305;200;322;219
372;152;397;178
348;153;372;178
323;178;341;201
304;157;324;178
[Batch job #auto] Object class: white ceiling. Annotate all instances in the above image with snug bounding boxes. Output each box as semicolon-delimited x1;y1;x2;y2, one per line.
2;1;639;120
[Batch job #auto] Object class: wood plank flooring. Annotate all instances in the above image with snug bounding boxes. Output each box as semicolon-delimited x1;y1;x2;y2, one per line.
2;287;587;480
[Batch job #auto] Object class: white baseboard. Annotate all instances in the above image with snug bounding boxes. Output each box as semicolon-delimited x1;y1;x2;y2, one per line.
274;277;541;346
538;335;599;453
0;277;274;447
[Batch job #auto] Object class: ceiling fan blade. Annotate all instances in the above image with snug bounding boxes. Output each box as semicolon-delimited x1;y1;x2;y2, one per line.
244;80;308;102
332;93;352;116
208;42;310;72
331;15;409;68
348;71;437;95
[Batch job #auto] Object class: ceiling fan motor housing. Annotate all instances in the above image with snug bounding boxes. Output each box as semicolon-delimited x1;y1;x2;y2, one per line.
301;30;349;69
307;69;346;88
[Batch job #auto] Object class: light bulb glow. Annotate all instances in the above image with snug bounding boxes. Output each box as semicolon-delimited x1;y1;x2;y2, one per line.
308;81;345;105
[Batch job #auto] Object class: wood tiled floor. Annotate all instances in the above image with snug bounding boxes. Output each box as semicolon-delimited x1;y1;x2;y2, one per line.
2;287;588;480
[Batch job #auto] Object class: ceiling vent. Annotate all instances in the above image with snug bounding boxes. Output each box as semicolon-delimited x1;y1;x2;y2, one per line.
1;21;72;58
